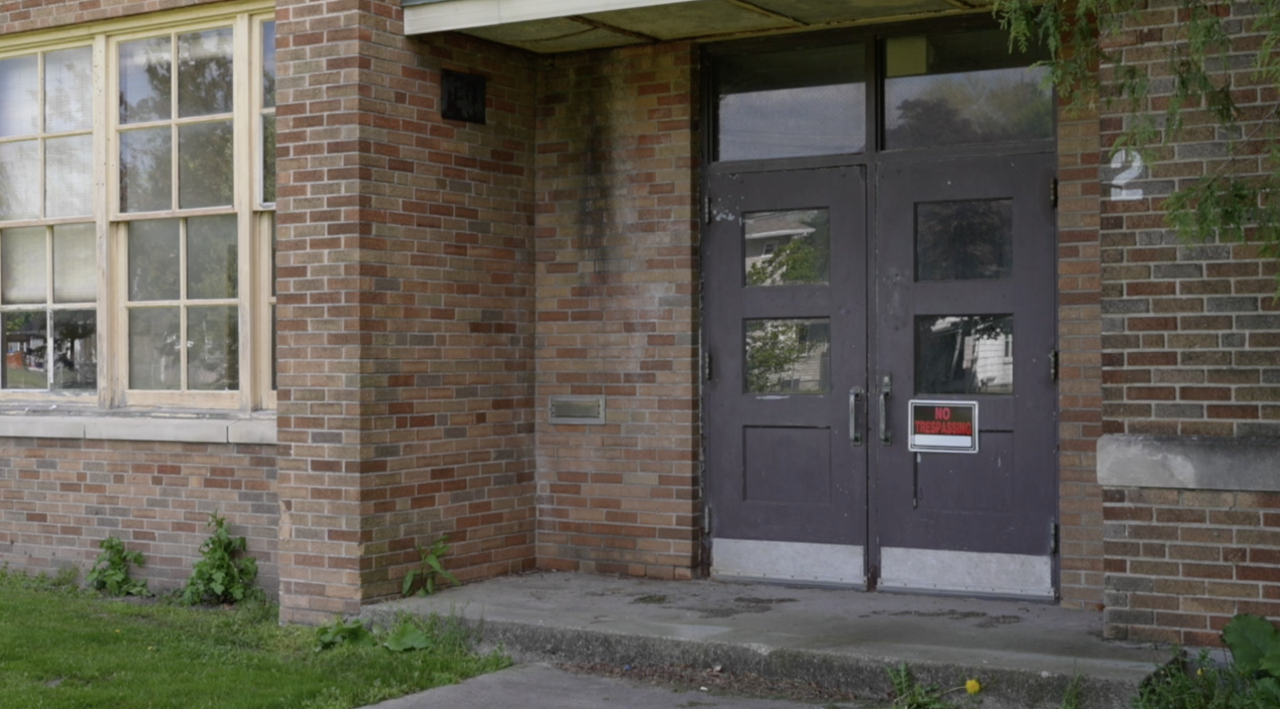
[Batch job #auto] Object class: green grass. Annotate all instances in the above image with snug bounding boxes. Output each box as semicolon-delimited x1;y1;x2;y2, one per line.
0;568;510;709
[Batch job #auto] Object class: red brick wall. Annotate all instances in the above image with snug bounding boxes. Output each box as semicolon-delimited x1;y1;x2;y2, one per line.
0;0;214;35
1057;103;1106;610
533;43;702;579
0;437;278;594
274;1;538;622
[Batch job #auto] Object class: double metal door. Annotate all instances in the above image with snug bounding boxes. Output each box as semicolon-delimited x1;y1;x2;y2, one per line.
705;153;1058;597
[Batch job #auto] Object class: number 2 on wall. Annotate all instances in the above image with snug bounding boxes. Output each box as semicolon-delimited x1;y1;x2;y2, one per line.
1109;150;1144;201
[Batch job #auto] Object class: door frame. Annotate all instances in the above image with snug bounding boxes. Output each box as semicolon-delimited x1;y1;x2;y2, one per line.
698;19;1061;595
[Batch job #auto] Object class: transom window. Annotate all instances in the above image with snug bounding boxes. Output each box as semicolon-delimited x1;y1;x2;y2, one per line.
0;4;275;410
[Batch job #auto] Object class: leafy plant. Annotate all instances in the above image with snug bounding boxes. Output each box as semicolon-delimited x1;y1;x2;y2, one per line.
1133;615;1280;709
994;0;1280;293
182;512;261;605
314;617;376;652
887;664;980;709
86;536;149;597
402;536;459;597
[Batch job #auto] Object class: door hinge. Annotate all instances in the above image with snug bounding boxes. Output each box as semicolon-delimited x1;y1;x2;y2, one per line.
1049;176;1059;209
703;505;713;534
1049;349;1060;382
703;350;713;381
1049;521;1059;554
703;193;712;224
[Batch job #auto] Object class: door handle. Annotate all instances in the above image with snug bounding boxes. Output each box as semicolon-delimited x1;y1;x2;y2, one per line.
879;374;892;445
849;386;864;447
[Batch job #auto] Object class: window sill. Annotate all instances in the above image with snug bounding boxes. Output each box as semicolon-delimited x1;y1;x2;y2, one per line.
0;408;276;445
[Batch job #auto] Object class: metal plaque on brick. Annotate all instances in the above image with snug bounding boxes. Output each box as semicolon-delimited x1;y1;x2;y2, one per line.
908;400;978;453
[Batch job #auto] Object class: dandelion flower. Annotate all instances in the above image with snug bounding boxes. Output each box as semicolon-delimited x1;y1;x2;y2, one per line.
966;679;982;694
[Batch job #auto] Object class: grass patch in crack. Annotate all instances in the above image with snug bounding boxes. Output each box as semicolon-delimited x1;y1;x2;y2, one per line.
0;566;508;709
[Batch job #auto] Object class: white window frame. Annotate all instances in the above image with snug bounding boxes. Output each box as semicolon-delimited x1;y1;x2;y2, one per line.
0;1;276;412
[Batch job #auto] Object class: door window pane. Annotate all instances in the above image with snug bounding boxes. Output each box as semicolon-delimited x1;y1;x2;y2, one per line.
119;37;172;124
2;226;46;304
0;54;38;137
45;47;93;133
885;29;1051;151
177;29;233;118
717;44;865;161
52;310;96;390
128;219;180;301
0;140;39;220
53;223;96;303
46;134;93;218
3;311;46;388
129;307;180;389
916;315;1013;395
916;199;1012;281
745;317;830;394
178;120;233;208
261;114;276;204
120;127;173;212
744;209;829;286
262;21;276;109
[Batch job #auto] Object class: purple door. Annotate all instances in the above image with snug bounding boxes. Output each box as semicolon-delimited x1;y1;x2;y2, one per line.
705;167;870;586
871;153;1059;598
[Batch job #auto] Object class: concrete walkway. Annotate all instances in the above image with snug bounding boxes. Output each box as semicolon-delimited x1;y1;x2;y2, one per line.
362;572;1166;709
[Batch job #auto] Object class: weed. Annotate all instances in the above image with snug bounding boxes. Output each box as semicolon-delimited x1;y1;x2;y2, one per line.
86;536;149;597
1133;614;1280;709
887;664;981;709
182;512;262;605
402;536;459;597
314;617;376;652
1059;672;1082;709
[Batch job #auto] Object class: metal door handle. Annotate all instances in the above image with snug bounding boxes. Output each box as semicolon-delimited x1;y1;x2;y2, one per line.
849;386;864;447
879;374;892;445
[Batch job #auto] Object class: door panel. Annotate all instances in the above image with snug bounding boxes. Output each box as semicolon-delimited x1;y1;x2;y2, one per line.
706;168;868;568
873;154;1058;595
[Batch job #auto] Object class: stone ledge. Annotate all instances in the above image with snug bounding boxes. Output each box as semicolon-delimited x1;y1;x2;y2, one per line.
0;411;276;446
1098;434;1280;491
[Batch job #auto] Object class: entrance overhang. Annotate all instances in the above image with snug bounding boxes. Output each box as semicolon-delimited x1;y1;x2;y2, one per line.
403;0;992;53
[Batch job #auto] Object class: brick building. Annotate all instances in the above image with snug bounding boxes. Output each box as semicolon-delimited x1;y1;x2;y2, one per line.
0;0;1275;641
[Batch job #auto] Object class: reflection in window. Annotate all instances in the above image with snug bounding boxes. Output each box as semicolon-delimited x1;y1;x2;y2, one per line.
745;318;830;394
916;315;1012;394
717;45;865;161
884;29;1051;151
916;199;1012;281
0;224;97;391
744;209;830;286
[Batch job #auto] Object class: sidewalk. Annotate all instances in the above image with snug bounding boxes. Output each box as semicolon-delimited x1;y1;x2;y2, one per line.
362;572;1164;709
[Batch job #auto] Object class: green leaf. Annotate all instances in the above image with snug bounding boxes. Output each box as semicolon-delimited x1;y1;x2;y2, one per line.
402;570;418;597
1224;614;1280;675
383;624;431;653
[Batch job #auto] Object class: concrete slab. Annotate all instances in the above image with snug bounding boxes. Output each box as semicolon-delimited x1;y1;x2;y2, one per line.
364;572;1164;709
366;663;866;709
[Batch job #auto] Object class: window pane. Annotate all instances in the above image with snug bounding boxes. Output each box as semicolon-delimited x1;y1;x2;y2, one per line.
128;219;179;301
0;139;39;220
52;309;95;390
45;47;93;133
916;199;1012;281
178;120;233;208
3;311;46;389
177;28;233;118
129;307;180;389
717;45;865;161
0;54;38;137
53;223;96;303
188;305;238;391
915;315;1013;395
120;37;172;124
262;21;276;109
745;318;830;394
120;127;172;213
261;114;276;204
744;209;829;287
2;226;46;304
45;134;93;218
885;30;1051;151
187;214;237;299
